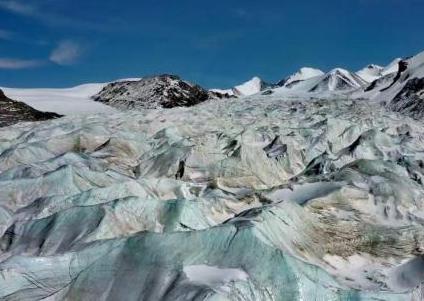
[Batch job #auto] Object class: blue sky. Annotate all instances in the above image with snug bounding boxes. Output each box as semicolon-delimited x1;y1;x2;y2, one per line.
0;0;424;88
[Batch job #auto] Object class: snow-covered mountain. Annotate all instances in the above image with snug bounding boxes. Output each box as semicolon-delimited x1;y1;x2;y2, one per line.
283;68;368;93
382;58;401;76
383;51;424;118
233;76;266;96
1;76;231;116
309;68;368;92
93;74;227;110
0;52;418;119
356;59;402;84
278;67;324;87
0;89;61;127
211;76;273;97
387;77;424;119
356;64;384;82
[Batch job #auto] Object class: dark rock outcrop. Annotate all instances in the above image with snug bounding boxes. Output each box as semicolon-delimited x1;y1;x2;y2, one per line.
381;60;409;92
93;75;224;110
387;77;424;119
0;89;61;127
364;73;397;92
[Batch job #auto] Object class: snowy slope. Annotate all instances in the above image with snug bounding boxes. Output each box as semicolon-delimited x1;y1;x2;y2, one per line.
384;51;424;118
356;64;384;82
382;58;401;76
278;67;324;87
233;76;265;96
1;83;116;116
371;53;423;100
211;76;269;97
310;68;368;92
285;68;367;93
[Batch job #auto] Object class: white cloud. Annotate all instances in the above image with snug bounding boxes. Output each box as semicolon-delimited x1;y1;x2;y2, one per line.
0;58;43;69
49;40;83;65
0;40;84;70
0;1;115;32
0;1;36;16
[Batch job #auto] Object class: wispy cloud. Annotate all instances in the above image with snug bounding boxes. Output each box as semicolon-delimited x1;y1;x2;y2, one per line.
0;58;43;69
0;28;48;45
0;1;121;32
49;40;83;65
0;38;85;70
0;1;36;15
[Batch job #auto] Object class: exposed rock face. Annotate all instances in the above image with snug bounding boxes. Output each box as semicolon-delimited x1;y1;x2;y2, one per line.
93;75;216;110
388;77;424;119
369;51;424;119
381;60;409;92
0;89;61;127
363;72;397;92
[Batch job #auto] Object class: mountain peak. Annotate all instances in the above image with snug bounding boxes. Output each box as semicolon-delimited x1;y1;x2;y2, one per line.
93;74;214;110
278;67;324;86
307;68;366;92
381;58;402;76
329;68;351;75
233;76;264;96
366;64;383;70
356;65;384;83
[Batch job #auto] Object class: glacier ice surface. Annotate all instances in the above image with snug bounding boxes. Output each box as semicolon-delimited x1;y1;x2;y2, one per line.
1;93;424;300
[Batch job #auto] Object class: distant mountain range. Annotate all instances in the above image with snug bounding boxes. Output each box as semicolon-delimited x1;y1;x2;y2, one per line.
1;49;424;124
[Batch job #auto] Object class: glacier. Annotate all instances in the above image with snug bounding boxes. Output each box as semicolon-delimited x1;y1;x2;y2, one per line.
1;89;424;300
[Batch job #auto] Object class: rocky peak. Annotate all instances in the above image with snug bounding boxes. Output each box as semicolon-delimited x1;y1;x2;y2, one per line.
93;74;225;110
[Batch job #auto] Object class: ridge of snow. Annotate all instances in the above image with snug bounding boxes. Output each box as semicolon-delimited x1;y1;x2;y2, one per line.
360;51;424;103
329;68;367;88
381;58;401;76
209;88;235;96
282;67;324;86
282;68;367;93
234;76;263;96
356;65;384;83
405;50;424;79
